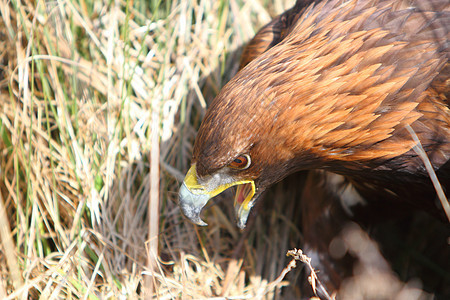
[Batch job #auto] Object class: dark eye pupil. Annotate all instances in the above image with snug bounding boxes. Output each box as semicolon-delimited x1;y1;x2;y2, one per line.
229;155;250;169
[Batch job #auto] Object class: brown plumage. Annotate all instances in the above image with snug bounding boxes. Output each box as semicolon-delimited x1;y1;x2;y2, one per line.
238;0;321;69
179;0;449;294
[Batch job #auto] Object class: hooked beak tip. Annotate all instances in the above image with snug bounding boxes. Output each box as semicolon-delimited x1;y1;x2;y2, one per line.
179;182;210;226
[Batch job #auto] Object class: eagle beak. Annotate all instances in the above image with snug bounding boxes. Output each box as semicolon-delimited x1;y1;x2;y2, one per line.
234;182;256;229
179;164;256;228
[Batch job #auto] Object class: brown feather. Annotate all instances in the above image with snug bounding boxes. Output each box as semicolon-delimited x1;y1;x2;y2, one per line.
194;0;449;207
238;0;320;70
188;0;450;293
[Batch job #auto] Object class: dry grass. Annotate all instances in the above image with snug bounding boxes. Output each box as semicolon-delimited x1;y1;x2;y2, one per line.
0;0;303;298
0;0;449;299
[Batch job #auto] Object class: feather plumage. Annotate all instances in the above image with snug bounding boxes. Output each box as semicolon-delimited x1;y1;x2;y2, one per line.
180;0;449;293
193;0;449;212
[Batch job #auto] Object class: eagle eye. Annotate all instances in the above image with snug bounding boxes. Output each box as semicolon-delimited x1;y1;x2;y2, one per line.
229;154;251;170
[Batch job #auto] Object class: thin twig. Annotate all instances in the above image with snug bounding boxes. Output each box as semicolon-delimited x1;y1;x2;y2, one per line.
406;125;450;222
286;249;335;300
0;189;23;294
147;96;161;297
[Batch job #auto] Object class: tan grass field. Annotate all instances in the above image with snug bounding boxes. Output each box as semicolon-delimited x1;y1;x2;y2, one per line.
0;0;449;299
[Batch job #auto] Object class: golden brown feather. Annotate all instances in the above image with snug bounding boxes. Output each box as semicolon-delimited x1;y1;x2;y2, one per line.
179;0;449;294
193;0;449;199
238;0;320;70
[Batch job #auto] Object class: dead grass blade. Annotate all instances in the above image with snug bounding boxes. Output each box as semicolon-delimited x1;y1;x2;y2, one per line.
406;125;450;221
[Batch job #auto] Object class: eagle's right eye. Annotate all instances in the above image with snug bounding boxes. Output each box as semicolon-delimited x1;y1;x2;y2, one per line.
229;154;251;170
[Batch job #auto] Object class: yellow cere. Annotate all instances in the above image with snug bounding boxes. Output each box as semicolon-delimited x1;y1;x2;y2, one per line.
183;164;206;191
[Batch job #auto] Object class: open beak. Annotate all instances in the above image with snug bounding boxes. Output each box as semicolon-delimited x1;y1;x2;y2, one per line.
179;164;256;228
